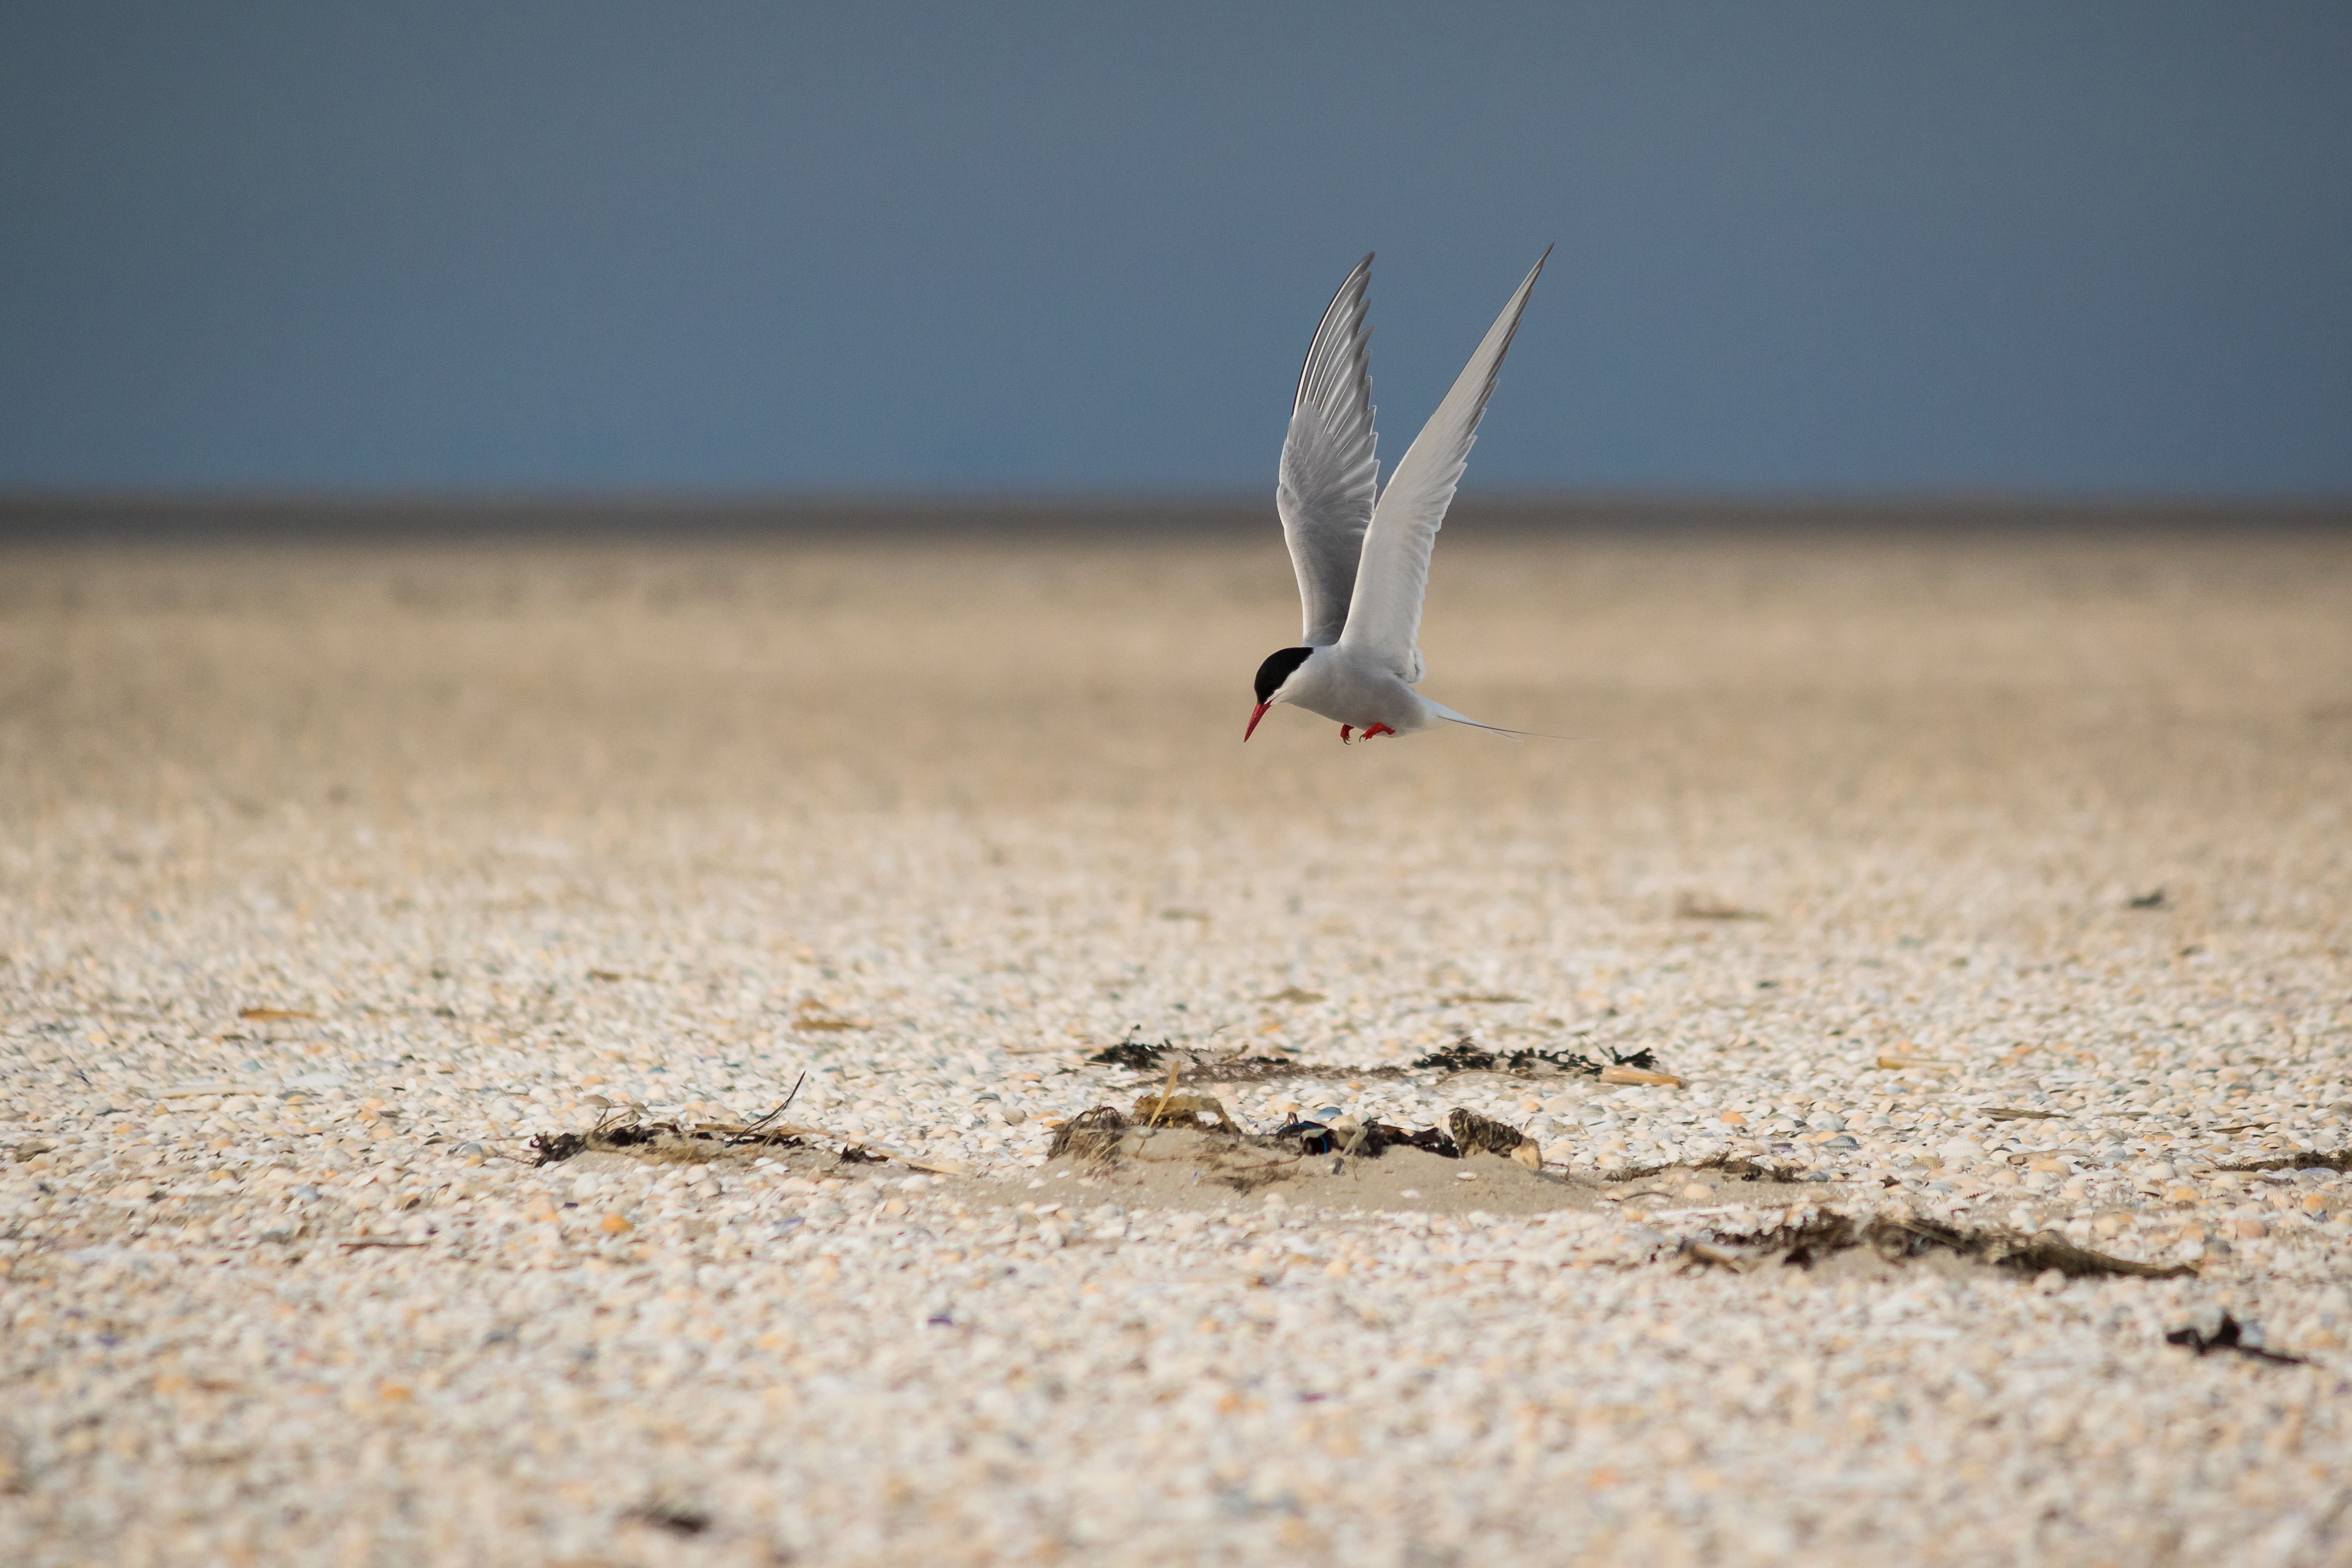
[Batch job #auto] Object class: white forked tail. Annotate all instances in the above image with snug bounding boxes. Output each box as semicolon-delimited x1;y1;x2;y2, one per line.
1421;697;1583;743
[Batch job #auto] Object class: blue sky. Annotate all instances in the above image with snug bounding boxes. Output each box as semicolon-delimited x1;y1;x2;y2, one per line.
3;3;2347;494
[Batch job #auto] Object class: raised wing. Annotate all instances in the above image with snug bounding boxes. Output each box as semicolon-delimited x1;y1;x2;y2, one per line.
1275;254;1379;646
1338;247;1549;682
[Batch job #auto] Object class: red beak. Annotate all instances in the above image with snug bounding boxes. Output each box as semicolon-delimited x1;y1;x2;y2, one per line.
1243;701;1271;741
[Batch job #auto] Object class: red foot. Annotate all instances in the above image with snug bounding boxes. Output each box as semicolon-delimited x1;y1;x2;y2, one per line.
1361;723;1396;739
1339;725;1354;744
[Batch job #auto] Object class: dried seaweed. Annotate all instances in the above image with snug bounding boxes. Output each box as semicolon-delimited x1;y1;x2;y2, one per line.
1088;1038;1171;1071
1365;1123;1461;1158
1134;1090;1238;1132
1412;1039;1520;1073
1047;1106;1131;1163
529;1131;590;1165
2166;1312;2308;1365
1707;1211;2198;1279
1174;1056;1308;1084
1263;1119;1463;1160
530;1119;665;1166
1996;1228;2197;1279
2217;1149;2352;1174
528;1113;798;1168
1693;1152;1811;1183
1130;1058;1239;1133
1087;1037;1304;1083
1412;1037;1664;1077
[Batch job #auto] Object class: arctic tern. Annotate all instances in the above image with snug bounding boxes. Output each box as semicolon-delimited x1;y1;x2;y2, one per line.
1244;249;1549;745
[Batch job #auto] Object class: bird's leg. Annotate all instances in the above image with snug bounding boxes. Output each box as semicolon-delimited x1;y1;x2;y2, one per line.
1361;723;1397;739
1339;725;1354;745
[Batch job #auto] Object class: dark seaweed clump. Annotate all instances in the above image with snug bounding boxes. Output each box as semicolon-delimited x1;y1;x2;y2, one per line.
2166;1312;2308;1365
1048;1105;1133;1162
1724;1211;2198;1279
1088;1038;1171;1070
1268;1119;1460;1159
530;1122;662;1165
1412;1038;1661;1076
528;1117;802;1168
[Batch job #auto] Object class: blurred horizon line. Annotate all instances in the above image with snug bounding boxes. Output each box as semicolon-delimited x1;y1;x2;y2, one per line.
4;489;2348;544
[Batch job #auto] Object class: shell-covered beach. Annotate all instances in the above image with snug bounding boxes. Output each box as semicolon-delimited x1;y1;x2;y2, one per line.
4;523;2350;1565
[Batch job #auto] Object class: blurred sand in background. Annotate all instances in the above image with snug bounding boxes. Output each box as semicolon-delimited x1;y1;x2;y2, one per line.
8;524;2349;822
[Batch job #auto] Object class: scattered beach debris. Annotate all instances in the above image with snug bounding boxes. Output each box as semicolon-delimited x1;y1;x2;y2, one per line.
1698;1211;2198;1279
1045;1092;1496;1196
1876;1053;1957;1070
1268;1119;1462;1160
1701;1153;1812;1183
1261;987;1325;1003
1133;1062;1238;1132
1086;1036;1305;1081
523;1076;968;1178
238;1006;318;1022
2218;1149;2352;1174
1447;1109;1543;1170
2127;888;2168;909
1412;1037;1667;1080
1439;992;1529;1005
1174;1055;1314;1082
529;1118;729;1166
1984;1106;2067;1121
732;1076;808;1138
2165;1313;2308;1365
1088;1037;1174;1071
1047;1106;1132;1163
1605;1151;1813;1185
1379;1124;1460;1158
1087;1033;1679;1088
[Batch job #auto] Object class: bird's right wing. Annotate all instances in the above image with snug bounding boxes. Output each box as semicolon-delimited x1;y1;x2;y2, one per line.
1275;254;1379;647
1338;247;1548;682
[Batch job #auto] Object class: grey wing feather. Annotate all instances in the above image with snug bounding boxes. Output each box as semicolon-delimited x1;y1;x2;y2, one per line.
1275;254;1379;646
1339;247;1549;682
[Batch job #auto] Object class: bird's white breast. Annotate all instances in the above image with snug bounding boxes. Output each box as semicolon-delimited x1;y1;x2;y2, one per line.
1277;647;1439;733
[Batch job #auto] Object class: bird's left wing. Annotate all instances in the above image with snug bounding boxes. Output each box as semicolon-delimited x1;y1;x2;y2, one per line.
1338;247;1548;682
1276;254;1379;646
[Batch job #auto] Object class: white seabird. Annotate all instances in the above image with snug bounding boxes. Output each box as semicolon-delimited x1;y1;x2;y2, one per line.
1245;248;1550;744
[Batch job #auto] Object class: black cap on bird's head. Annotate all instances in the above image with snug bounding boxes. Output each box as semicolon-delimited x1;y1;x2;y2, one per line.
1244;646;1314;741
